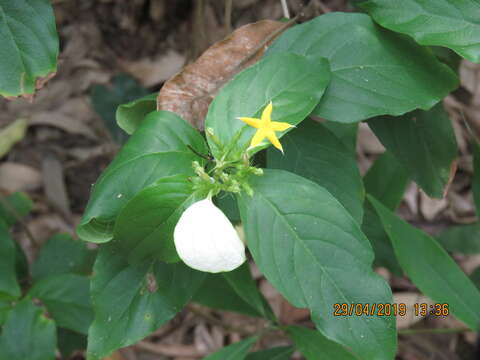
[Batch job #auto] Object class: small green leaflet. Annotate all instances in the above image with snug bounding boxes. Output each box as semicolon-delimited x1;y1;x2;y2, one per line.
116;93;157;134
202;337;258;360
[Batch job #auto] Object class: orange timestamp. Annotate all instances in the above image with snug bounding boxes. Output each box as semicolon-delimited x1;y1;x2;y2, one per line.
333;303;449;317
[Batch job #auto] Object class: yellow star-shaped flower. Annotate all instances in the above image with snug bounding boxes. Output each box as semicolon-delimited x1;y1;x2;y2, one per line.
238;101;293;153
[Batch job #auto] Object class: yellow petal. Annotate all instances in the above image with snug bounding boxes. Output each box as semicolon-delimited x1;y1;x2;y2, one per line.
261;101;273;124
249;128;267;148
266;130;283;153
271;121;294;131
238;117;262;128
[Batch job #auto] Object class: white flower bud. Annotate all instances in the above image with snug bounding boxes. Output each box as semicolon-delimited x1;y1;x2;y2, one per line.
174;198;246;273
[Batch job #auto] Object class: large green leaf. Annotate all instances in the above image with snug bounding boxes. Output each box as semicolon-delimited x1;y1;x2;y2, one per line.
32;233;95;281
0;298;56;360
472;143;480;214
237;170;396;360
267;12;458;123
361;0;480;63
203;337;258;360
245;346;294;360
113;175;201;264
267;118;364;223
0;220;20;300
87;243;205;360
322;121;359;152
77;111;207;244
205;53;330;160
0;0;58;97
369;195;480;330
436;223;480;254
29;274;92;335
116;93;157;134
362;151;410;275
287;326;357;360
368;104;457;198
194;263;274;319
0;192;33;226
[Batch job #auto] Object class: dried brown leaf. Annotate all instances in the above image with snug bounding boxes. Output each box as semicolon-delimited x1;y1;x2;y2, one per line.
157;20;289;129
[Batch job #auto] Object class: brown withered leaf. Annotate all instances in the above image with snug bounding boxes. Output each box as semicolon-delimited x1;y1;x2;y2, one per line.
157;20;290;129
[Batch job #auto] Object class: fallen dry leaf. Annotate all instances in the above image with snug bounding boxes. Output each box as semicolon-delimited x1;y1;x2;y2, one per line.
121;50;186;87
0;119;28;158
394;293;433;329
157;20;288;129
0;162;42;193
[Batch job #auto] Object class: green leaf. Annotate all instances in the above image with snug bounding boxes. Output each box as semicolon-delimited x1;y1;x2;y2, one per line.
77;111;208;244
364;151;410;211
368;195;480;330
362;151;410;275
0;192;33;226
368;104;457;198
237;170;396;360
0;119;28;158
87;243;205;360
245;346;294;360
0;220;20;300
0;0;58;97
205;53;330;160
29;274;92;335
194;263;274;319
267;118;364;223
0;298;56;360
472;143;480;215
113;175;201;264
116;93;157;134
0;299;11;325
215;192;241;223
203;337;258;360
57;328;87;359
267;12;458;123
436;223;480;254
322;121;359;152
32;233;95;281
471;267;480;289
90;74;149;144
360;0;480;63
287;326;357;360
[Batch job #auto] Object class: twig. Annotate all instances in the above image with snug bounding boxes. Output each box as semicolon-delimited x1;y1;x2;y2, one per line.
188;304;254;336
0;196;37;249
314;0;332;13
224;0;233;34
136;341;207;358
280;0;290;18
399;327;473;335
